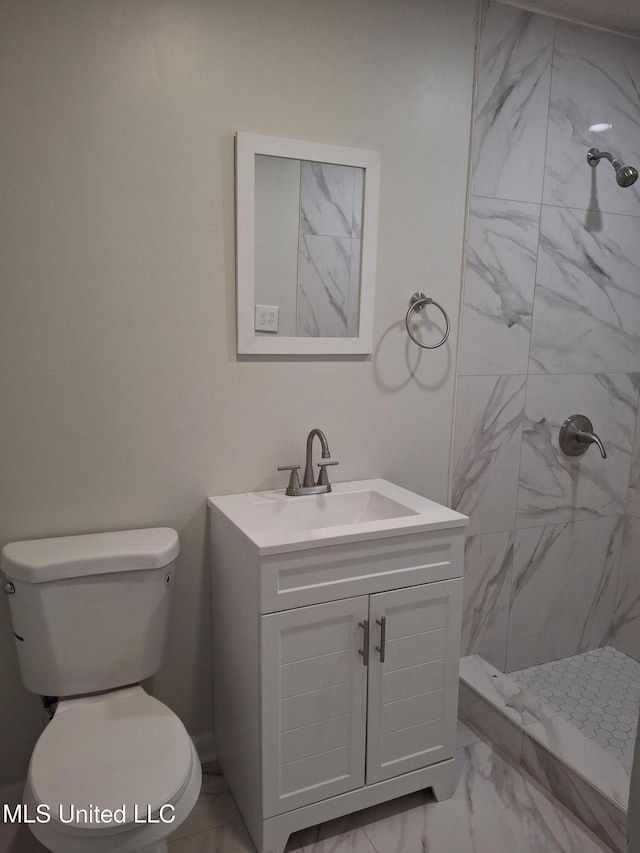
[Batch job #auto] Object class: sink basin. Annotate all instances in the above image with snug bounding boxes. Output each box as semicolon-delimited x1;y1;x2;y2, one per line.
208;479;468;555
236;488;419;532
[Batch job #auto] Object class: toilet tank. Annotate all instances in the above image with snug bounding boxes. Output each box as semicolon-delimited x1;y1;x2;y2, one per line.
1;528;179;697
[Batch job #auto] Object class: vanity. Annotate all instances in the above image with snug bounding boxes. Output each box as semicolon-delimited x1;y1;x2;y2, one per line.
207;479;468;853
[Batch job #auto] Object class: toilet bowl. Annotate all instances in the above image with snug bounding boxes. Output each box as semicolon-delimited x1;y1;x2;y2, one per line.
23;687;202;853
1;528;203;853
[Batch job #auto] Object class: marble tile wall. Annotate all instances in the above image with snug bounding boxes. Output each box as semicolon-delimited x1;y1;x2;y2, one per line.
453;1;640;671
630;720;640;853
461;531;513;671
452;375;525;535
517;373;638;529
507;518;623;670
613;416;640;662
458;198;539;376
611;516;640;661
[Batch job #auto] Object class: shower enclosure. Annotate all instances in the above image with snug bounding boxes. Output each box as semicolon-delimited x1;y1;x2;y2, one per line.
451;3;640;850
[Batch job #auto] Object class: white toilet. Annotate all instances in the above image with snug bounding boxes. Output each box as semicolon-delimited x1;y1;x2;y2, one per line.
1;527;202;853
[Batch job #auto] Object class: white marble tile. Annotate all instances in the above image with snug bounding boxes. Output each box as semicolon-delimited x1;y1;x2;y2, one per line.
300;162;356;238
458;681;525;764
543;21;640;218
460;655;558;727
472;3;554;203
627;409;640;516
529;206;640;375
297;234;351;337
525;715;630;811
170;760;240;842
456;719;482;749
168;819;256;852
507;517;623;670
459;197;539;376
611;515;640;663
356;740;611;853
462;531;513;670
452;374;526;535
516;373;637;528
285;814;378;853
521;734;627;852
459;656;630;850
170;740;616;853
630;725;640;853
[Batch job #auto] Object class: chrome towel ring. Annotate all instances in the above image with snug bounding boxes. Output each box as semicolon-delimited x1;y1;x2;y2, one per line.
405;292;450;349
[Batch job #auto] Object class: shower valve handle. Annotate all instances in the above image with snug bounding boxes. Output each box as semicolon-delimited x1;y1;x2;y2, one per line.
559;415;606;459
575;429;607;459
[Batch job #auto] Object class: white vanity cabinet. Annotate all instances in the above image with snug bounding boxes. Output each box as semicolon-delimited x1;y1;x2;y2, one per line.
261;579;462;818
208;480;467;853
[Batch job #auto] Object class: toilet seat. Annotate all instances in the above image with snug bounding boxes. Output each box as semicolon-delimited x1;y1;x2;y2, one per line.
29;686;194;834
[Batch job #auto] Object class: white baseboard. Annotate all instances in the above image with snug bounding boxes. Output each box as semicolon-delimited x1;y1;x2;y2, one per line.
191;731;216;764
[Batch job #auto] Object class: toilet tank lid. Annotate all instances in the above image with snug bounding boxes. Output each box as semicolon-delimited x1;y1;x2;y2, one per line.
1;528;180;583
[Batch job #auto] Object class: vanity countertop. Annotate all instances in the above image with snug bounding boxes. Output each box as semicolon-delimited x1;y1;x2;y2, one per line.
207;478;468;555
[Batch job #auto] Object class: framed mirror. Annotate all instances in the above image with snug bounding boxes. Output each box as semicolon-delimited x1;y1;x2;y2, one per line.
235;132;380;355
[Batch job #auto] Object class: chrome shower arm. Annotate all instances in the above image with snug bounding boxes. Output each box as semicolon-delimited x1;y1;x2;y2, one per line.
587;148;614;167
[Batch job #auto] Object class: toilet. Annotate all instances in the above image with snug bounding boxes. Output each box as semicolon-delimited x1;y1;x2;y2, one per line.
1;527;202;853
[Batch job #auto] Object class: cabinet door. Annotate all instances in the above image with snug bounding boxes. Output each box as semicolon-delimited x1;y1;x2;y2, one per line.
261;596;369;817
365;578;462;785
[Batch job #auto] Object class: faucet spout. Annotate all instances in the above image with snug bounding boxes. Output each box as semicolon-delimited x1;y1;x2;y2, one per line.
303;429;330;487
278;428;339;496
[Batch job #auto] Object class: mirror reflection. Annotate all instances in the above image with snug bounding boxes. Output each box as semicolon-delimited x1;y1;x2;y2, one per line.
255;155;365;338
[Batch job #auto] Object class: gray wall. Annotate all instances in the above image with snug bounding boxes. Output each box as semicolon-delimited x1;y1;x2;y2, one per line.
0;0;477;786
453;1;640;672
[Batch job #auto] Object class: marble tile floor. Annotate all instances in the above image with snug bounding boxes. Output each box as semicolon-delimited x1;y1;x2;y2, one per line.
0;722;615;853
167;723;613;853
510;646;640;769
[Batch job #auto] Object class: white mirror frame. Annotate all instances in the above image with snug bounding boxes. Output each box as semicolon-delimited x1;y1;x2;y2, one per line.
235;132;380;355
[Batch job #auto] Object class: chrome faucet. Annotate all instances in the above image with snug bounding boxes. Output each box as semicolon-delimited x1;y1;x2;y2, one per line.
303;429;330;487
278;429;339;496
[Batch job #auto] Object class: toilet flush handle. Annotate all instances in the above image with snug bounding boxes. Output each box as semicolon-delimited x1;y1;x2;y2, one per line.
3;582;15;594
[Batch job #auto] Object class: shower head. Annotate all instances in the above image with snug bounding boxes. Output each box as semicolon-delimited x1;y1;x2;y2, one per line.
616;163;639;188
587;148;638;188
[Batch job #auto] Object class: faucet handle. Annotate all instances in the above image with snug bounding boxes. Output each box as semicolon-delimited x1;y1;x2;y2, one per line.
559;415;607;459
277;465;301;496
576;430;607;459
317;460;339;489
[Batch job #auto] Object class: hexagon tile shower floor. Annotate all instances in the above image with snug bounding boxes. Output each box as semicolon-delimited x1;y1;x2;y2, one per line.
510;646;640;767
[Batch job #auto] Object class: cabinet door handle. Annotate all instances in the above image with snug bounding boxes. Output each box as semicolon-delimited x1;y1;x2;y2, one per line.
375;616;386;663
358;620;369;666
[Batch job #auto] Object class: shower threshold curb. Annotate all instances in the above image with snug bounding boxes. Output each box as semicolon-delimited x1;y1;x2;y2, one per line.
458;655;629;853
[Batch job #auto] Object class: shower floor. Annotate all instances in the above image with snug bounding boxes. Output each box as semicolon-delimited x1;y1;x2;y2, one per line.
509;646;640;768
